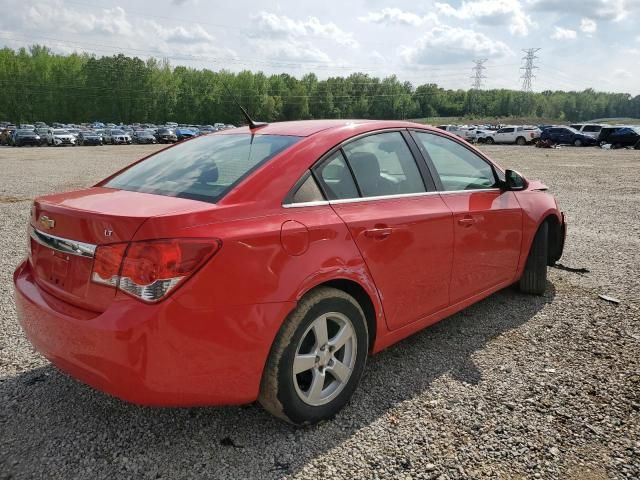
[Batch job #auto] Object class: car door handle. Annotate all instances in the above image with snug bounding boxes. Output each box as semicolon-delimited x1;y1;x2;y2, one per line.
458;216;476;227
364;227;393;239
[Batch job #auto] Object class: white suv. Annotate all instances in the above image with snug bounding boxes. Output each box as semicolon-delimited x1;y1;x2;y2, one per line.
484;126;541;145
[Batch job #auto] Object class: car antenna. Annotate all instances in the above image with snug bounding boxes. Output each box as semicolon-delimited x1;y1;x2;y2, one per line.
220;80;268;130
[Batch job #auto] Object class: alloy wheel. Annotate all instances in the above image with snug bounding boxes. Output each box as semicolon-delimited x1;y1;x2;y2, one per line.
292;312;357;406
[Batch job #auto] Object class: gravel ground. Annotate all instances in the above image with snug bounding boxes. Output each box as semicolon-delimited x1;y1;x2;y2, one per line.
0;144;639;480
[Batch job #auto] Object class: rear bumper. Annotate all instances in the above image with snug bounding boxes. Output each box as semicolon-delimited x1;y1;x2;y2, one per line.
13;259;294;406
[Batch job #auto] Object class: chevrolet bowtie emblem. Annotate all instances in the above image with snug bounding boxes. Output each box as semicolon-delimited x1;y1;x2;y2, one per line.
39;215;55;230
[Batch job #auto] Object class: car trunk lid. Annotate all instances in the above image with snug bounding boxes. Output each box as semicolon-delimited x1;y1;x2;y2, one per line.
29;187;213;312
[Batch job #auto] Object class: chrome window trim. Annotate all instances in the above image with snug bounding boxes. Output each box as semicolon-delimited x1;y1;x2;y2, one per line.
329;191;439;204
282;188;502;208
439;188;501;195
282;200;331;208
30;227;97;258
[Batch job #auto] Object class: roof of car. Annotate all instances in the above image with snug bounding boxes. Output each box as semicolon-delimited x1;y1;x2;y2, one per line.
215;119;435;137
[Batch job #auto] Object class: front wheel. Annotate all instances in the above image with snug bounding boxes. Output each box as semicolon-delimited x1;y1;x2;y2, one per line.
485;137;495;145
574;139;583;147
519;222;548;295
516;136;527;146
259;287;369;425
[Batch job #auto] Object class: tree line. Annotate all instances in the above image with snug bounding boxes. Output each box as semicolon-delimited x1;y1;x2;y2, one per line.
1;45;639;125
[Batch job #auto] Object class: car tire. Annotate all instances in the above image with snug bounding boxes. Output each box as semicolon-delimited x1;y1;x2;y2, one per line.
516;136;526;146
259;287;369;425
574;139;583;147
485;137;495;145
519;221;548;295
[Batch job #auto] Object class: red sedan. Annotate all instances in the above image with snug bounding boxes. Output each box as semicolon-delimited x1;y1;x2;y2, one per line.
14;120;566;424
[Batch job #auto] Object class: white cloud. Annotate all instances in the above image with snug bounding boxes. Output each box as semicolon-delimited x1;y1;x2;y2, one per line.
148;23;214;44
435;0;534;36
368;50;386;63
580;18;598;33
551;26;578;40
400;25;513;65
358;8;438;27
250;11;358;48
531;0;640;22
254;40;332;63
0;1;235;60
612;68;632;78
22;3;133;37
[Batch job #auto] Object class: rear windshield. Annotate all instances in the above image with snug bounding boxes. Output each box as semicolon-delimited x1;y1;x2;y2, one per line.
104;134;300;203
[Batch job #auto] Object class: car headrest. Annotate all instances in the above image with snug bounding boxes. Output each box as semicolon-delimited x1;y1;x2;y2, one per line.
200;164;219;184
348;152;381;195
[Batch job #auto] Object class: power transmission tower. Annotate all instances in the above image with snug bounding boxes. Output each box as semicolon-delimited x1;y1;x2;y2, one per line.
470;59;487;90
520;48;540;92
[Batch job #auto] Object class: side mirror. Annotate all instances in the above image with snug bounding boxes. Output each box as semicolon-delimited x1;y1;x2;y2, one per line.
504;169;527;191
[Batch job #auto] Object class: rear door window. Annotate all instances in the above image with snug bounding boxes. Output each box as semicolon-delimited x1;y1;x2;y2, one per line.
342;132;425;198
104;134;300;203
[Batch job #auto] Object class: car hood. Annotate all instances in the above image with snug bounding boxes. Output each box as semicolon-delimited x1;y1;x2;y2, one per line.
53;134;74;139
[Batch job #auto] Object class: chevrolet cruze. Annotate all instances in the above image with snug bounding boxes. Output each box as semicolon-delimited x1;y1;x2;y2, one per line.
14;120;566;424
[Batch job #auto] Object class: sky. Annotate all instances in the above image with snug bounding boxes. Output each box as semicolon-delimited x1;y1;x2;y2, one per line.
1;0;639;94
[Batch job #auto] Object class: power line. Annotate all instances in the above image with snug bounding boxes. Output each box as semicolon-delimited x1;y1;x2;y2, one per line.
520;48;540;92
470;58;487;90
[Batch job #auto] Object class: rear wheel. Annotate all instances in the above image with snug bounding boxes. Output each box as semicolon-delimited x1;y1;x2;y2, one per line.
259;287;368;425
574;138;583;147
519;222;548;295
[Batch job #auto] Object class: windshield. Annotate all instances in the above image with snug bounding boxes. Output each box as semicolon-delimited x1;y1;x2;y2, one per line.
53;129;69;134
104;134;301;203
111;130;125;135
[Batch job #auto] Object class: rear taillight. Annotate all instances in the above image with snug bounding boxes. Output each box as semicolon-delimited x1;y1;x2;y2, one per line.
92;238;220;302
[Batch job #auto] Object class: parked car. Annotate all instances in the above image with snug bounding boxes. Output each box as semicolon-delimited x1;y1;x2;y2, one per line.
47;128;76;146
104;129;132;145
539;127;598;146
569;124;603;139
35;128;49;146
485;126;540;145
14;120;566;424
155;128;178;144
198;126;216;135
435;125;465;138
77;131;103;146
66;128;81;141
473;129;497;143
606;127;640;148
133;130;157;144
13;129;41;147
175;128;197;141
597;126;625;145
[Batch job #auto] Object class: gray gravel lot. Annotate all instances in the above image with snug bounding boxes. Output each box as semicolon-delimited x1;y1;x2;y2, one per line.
0;144;639;480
